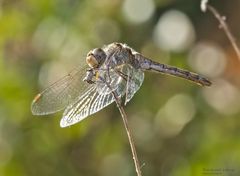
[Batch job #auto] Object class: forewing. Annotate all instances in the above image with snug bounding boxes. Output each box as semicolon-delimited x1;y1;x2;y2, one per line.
60;84;115;127
31;65;90;115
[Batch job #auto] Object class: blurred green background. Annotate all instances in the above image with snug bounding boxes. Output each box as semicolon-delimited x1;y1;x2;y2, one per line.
1;0;240;175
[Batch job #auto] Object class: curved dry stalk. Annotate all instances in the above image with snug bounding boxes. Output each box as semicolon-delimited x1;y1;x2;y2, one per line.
104;80;142;176
201;1;240;60
111;91;142;176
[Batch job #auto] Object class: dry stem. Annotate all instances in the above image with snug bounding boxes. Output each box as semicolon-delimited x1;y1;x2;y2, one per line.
205;4;240;60
111;90;142;176
103;78;142;176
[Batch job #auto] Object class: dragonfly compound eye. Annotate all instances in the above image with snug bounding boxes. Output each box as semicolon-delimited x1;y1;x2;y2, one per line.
86;54;99;68
92;48;107;66
86;48;107;68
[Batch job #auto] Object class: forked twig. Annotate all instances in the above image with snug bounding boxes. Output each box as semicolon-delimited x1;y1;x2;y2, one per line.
104;80;142;176
201;0;240;60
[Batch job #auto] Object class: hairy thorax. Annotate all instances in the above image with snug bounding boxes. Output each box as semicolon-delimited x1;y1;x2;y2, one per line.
102;43;140;69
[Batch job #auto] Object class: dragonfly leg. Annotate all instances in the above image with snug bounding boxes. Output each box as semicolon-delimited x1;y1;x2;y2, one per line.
83;69;96;84
107;66;112;83
114;68;134;105
115;70;128;81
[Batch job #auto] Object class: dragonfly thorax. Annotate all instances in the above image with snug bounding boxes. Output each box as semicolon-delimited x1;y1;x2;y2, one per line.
86;48;106;68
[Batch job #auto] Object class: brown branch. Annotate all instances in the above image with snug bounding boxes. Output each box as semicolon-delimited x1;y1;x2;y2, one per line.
203;2;240;60
111;91;142;176
104;80;142;176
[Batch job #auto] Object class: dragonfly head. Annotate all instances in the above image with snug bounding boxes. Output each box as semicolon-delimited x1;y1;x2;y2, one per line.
86;48;106;68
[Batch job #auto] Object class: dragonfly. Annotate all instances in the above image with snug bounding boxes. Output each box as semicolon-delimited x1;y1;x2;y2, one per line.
31;42;211;127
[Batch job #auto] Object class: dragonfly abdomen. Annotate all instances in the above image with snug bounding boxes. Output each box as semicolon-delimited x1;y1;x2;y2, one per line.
153;61;211;86
138;56;211;86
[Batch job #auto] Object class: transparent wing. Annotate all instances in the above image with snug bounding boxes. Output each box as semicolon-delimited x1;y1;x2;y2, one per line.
117;64;144;105
96;68;126;96
125;66;144;104
60;84;116;127
31;65;90;115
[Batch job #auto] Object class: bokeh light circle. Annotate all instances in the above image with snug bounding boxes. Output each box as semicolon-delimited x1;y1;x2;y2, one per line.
122;0;155;24
153;10;195;52
188;42;227;78
155;94;196;138
202;79;240;115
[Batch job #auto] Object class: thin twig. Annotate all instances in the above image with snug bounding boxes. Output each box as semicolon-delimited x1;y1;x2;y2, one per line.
112;91;142;176
104;80;142;176
201;0;240;60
